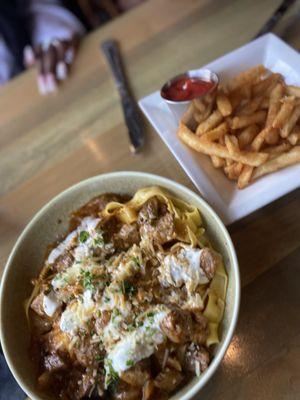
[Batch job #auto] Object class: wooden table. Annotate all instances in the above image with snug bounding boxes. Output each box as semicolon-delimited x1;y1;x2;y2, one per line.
1;0;299;399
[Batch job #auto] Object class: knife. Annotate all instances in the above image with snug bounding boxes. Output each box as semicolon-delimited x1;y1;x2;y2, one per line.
101;39;145;153
254;0;295;38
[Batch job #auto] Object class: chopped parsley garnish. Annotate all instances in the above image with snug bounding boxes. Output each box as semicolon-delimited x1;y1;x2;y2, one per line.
126;359;134;367
146;311;154;318
122;280;137;296
104;296;110;303
93;237;105;247
95;354;104;363
79;230;89;243
132;256;141;267
80;269;95;291
105;360;119;392
135;320;144;328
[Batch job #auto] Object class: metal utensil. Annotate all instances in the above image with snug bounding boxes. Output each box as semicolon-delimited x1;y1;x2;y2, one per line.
254;0;295;38
101;39;145;153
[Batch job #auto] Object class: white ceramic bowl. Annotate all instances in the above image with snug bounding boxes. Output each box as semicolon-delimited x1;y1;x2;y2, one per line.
0;172;240;400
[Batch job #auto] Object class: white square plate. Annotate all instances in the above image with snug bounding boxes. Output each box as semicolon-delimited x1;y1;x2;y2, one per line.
139;33;300;224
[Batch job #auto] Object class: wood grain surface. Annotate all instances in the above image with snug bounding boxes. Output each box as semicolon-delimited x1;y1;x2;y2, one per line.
0;0;299;399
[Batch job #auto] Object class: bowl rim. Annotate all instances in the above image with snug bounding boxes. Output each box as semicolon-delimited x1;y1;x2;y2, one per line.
0;171;240;400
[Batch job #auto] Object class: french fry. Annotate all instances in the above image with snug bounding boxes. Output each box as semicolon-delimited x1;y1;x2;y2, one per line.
227;65;267;91
201;122;228;141
251;127;270;151
287;129;300;145
264;142;291;159
178;123;268;166
196;110;223;136
224;162;243;180
266;83;285;127
225;134;239;155
239;96;264;115
231;111;266;129
238;125;260;149
252;146;300;180
252;73;282;97
181;102;195;126
280;105;300;138
272;97;295;130
216;93;232;116
260;97;270;110
286;85;300;98
176;67;300;189
237;165;253;189
211;155;225;168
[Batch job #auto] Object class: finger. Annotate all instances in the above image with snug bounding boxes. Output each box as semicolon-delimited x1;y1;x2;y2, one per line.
23;45;35;68
63;35;79;65
43;44;58;93
34;45;48;95
53;39;68;81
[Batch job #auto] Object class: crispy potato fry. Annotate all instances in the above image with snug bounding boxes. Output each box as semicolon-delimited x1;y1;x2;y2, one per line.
251;127;270;151
211;155;225;168
228;65;267;91
181;102;195;126
176;66;300;189
225;134;239;155
196;110;223;136
178;123;268;166
252;73;282;97
264;142;291;159
231;111;266;129
216;93;232;116
272;97;295;130
237;165;253;189
260;97;270;109
266;83;285;127
252;146;300;180
280;105;300;138
201;122;228;141
239;96;264;115
286;85;300;98
238;125;260;149
287;129;300;145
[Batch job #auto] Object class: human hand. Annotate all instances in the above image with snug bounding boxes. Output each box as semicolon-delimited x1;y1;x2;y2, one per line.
23;35;79;95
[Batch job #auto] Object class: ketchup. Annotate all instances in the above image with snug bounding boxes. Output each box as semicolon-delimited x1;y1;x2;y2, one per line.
161;76;215;102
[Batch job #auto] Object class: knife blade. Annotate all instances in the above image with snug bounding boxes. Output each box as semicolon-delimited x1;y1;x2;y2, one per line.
101;39;145;153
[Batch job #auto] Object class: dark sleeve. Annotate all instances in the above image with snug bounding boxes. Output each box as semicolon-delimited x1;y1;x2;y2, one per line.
0;0;32;75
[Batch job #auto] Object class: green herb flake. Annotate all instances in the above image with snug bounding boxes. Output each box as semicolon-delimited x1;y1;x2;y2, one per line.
79;230;90;243
95;354;104;363
80;269;95;291
126;359;134;367
122;280;137;296
132;256;141;267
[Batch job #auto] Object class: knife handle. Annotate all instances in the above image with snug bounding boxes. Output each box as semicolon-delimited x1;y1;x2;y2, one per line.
101;40;128;97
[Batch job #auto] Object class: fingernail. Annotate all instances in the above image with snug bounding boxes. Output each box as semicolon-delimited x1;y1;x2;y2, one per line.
46;74;57;92
56;61;67;80
37;75;47;95
65;48;74;64
24;45;35;66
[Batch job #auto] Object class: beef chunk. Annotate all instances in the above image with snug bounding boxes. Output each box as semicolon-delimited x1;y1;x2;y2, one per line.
138;197;176;245
184;343;210;375
160;309;194;344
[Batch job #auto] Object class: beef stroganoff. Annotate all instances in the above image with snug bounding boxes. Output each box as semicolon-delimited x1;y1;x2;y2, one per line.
27;187;227;400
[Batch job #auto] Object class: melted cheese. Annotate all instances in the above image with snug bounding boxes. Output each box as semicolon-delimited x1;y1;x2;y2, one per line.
47;217;101;265
43;291;61;317
59;291;96;335
159;247;209;292
106;308;169;376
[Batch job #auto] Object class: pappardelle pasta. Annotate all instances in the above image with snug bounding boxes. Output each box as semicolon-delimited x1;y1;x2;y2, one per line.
27;187;227;400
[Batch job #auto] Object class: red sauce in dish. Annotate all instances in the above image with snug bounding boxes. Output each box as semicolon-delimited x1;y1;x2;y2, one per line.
161;76;215;102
